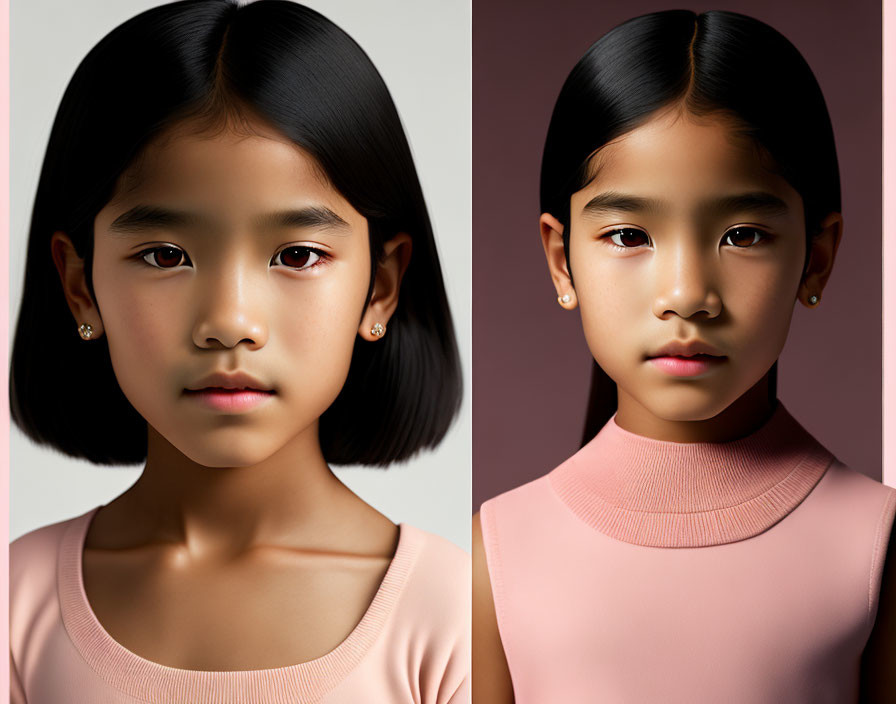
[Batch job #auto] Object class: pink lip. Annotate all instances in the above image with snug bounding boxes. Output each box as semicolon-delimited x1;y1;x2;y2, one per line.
184;388;275;412
648;355;726;377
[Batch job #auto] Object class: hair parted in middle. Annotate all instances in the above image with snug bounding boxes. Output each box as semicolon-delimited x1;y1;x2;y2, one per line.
538;9;841;443
10;0;462;467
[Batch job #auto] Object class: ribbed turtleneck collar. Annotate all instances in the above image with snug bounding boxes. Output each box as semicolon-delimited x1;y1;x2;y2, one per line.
549;401;834;548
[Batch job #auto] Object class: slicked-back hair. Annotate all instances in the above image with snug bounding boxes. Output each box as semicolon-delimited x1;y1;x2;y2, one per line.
538;10;840;444
11;0;462;466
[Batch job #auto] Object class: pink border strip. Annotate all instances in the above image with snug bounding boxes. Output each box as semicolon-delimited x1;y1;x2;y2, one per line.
1;0;10;695
886;0;895;488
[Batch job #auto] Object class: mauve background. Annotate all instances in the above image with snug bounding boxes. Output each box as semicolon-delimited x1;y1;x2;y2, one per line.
473;0;883;509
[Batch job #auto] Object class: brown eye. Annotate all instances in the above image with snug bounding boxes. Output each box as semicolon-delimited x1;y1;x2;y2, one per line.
723;227;764;248
274;246;322;270
607;228;650;248
142;246;188;269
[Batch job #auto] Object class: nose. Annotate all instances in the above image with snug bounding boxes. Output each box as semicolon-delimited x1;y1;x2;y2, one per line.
191;261;268;350
651;241;722;320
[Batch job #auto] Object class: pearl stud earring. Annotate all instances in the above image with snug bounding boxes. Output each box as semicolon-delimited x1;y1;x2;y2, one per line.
78;323;94;340
558;294;571;306
370;322;386;337
808;295;819;306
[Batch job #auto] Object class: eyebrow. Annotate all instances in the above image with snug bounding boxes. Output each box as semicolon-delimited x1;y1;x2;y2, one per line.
705;192;791;218
580;190;791;219
581;192;662;218
107;204;351;235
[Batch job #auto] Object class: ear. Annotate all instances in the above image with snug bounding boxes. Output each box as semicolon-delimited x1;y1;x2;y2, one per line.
540;213;576;309
50;231;105;339
798;212;842;308
358;233;412;341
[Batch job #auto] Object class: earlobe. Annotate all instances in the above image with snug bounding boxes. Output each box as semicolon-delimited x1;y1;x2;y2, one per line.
358;232;412;341
540;213;577;310
50;231;105;340
557;292;577;309
798;212;842;309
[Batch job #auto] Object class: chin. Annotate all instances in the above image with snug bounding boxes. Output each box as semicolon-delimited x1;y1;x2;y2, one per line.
168;437;281;469
641;389;738;423
185;449;274;468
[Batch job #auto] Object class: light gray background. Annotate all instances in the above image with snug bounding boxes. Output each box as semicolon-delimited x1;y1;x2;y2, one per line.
10;0;471;549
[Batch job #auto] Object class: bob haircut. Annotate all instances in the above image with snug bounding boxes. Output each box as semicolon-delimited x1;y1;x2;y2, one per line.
539;9;841;444
10;0;462;467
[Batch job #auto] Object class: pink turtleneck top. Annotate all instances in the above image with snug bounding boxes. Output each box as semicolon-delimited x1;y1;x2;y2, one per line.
10;508;470;703
480;401;896;703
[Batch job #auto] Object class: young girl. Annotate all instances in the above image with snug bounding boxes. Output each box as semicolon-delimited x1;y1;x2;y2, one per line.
9;1;469;702
473;10;895;703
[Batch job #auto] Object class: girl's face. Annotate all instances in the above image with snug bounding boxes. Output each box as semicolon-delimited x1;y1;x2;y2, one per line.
543;107;829;424
63;118;405;467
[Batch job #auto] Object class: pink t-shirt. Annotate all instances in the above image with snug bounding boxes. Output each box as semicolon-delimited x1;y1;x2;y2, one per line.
481;401;896;703
10;508;470;703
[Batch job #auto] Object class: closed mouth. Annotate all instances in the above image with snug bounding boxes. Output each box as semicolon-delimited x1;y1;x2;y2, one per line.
184;387;275;394
649;353;725;359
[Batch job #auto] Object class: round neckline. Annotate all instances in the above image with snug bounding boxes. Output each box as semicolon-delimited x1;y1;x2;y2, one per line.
57;506;420;703
549;400;834;548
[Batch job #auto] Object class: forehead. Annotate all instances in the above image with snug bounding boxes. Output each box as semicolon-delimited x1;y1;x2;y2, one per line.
107;118;348;216
580;109;795;202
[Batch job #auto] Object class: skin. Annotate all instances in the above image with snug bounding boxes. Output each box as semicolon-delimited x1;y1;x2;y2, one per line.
472;105;871;702
472;514;514;703
51;115;413;670
861;529;896;701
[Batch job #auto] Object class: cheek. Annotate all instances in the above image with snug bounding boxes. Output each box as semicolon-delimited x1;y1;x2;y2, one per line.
274;267;370;375
723;258;801;350
109;292;173;352
257;260;373;438
94;271;180;390
573;257;645;367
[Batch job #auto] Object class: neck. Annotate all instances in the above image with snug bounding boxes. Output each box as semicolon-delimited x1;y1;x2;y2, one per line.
615;370;775;443
99;423;368;555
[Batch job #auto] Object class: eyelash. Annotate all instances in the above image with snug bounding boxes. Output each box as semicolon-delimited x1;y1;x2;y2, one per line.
138;245;192;269
135;245;330;271
271;246;328;270
601;226;770;250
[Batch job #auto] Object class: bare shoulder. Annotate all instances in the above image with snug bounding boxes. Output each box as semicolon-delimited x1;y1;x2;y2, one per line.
472;511;514;704
860;513;896;702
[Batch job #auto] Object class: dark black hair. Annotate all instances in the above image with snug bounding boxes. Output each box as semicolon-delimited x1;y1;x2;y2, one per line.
538;10;840;443
10;0;462;466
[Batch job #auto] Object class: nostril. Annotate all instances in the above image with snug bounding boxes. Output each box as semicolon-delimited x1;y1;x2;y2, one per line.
192;312;267;350
200;335;259;350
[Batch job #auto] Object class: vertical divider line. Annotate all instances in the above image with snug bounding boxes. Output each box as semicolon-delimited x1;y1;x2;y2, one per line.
884;0;894;487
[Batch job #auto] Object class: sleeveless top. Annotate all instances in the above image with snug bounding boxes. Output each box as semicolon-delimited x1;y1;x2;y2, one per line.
10;507;470;704
480;401;896;704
